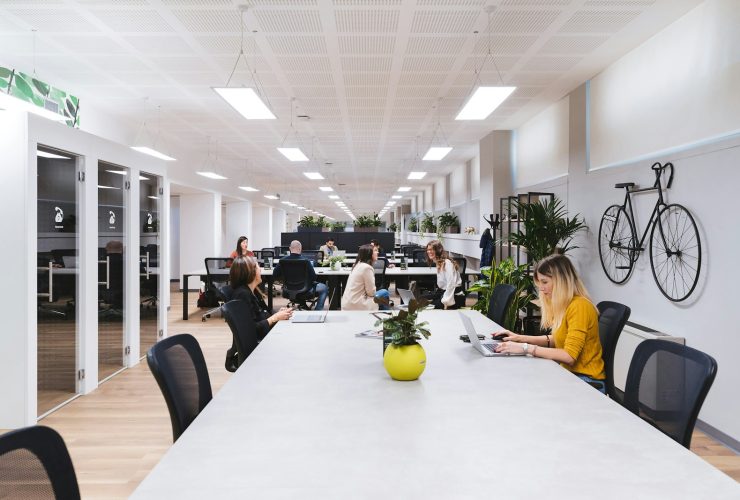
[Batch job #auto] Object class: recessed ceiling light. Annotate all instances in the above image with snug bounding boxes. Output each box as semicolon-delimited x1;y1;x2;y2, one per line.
281;201;291;205
303;172;324;180
239;186;259;192
213;87;276;120
196;171;227;180
264;194;279;200
423;147;452;161
297;206;306;210
97;185;120;190
319;186;333;192
328;195;340;199
407;171;427;179
398;187;411;192
455;86;516;121
277;147;309;162
131;146;176;162
392;195;402;199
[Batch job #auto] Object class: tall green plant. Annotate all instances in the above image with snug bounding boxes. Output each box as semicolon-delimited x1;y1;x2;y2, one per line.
507;197;587;263
407;217;418;232
469;258;535;332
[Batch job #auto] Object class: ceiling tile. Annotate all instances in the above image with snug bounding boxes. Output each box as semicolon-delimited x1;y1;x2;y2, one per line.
254;9;323;33
335;10;399;33
559;10;642;33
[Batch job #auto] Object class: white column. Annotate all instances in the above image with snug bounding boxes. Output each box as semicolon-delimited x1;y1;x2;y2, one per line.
78;152;98;391
272;209;286;248
479;130;513;219
251;205;273;252
179;193;221;290
225;201;253;255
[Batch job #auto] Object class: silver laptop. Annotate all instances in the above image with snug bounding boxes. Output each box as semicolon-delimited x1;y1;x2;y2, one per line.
397;288;415;306
291;309;328;323
459;311;524;357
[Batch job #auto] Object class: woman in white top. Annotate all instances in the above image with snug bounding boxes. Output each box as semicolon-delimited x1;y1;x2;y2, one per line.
341;244;391;310
424;240;465;309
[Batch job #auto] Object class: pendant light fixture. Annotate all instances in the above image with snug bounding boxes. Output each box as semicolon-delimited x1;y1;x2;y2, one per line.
456;6;516;121
213;6;275;120
131;104;176;161
277;98;309;161
423;100;452;160
196;137;227;180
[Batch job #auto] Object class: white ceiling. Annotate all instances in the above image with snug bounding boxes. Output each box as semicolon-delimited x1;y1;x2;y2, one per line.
0;0;700;219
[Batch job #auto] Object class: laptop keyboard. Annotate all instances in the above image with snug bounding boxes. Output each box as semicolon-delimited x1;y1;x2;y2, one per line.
482;343;498;353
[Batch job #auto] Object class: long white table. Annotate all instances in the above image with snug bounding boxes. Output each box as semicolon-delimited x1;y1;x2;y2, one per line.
133;311;739;499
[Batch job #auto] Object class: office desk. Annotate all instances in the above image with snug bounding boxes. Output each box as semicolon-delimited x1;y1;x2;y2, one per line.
181;267;480;319
133;311;739;499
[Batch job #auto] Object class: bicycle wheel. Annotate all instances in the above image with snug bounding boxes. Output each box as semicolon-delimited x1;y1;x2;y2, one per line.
649;203;701;302
598;204;637;284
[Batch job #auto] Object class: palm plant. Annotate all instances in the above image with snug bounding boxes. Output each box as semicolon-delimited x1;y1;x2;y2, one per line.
507;197;587;263
468;258;535;332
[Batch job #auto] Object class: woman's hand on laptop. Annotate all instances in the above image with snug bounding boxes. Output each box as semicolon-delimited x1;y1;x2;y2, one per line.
494;341;525;355
492;330;519;342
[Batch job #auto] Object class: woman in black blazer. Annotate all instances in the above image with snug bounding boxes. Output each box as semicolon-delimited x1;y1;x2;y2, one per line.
225;257;293;371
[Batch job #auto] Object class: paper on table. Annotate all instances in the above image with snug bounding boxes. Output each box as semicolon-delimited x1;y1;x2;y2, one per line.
355;329;382;339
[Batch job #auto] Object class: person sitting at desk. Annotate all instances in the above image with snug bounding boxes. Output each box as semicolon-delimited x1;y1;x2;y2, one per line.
272;240;329;310
493;254;606;393
423;240;465;310
319;237;338;257
224;257;293;371
341;244;390;311
226;236;254;267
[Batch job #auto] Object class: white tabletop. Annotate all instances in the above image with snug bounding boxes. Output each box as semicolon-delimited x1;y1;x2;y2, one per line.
132;311;739;499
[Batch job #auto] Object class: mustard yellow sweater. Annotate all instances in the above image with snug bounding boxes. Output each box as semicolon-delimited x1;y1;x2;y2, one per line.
552;296;605;380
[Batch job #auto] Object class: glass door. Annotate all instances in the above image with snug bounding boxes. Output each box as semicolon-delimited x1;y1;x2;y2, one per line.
97;162;127;382
139;172;161;357
37;145;79;416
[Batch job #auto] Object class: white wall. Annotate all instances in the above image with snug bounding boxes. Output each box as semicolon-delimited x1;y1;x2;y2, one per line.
272;209;286;248
179;193;221;289
470;155;480;201
449;162;468;208
433;176;448;210
515;96;569;189
589;0;740;169
169;196;180;281
423;186;433;213
224;201;253;255
251;206;273;252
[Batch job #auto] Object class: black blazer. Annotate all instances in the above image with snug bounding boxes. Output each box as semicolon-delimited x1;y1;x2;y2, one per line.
232;286;273;339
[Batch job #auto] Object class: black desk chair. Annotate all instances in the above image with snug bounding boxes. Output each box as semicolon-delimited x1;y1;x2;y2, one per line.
222;300;261;369
373;257;388;290
411;249;436;293
276;246;290;257
302;250;323;266
0;425;81;500
280;259;317;310
202;285;234;322
596;301;631;402
147;334;213;442
452;257;467;290
623;339;717;449
201;257;231;321
260;248;276;261
487;284;517;327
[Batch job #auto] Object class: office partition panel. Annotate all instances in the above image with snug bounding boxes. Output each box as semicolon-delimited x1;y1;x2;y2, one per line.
97;162;128;382
36;145;79;416
139;172;161;357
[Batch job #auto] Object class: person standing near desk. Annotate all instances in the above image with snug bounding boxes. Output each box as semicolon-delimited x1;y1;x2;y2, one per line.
273;240;329;310
493;254;606;393
319;237;338;258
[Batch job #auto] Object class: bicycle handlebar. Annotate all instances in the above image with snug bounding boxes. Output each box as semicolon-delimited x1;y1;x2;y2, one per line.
651;161;674;189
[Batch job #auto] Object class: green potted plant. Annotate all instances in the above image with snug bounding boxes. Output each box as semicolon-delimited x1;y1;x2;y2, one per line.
327;254;345;271
298;215;323;233
407;216;418;233
388;222;398;233
507;197;588;263
374;298;431;381
330;221;346;232
468;258;535;332
437;211;460;233
354;213;382;232
321;217;331;232
420;212;436;233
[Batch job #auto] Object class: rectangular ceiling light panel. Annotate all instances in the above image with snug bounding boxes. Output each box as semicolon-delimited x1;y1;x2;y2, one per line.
196;171;227;180
455;86;516;120
407;171;427;179
422;147;452;161
131;146;176;161
277;147;309;161
213;87;276;120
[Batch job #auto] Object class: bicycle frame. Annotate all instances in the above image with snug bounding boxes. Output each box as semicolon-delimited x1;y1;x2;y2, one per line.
611;162;674;253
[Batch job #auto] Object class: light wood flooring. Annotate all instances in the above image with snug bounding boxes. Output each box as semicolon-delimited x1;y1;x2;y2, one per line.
4;286;739;498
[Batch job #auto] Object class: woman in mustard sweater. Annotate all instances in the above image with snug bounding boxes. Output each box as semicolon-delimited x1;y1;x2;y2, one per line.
494;254;606;392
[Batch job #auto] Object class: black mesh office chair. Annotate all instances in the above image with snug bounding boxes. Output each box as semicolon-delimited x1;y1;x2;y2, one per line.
280;259;317;310
487;284;517;326
623;339;717;449
596;301;631;402
411;249;428;266
201;257;231;321
302;250;323;266
452;257;467;290
0;425;81;500
373;257;388;290
222;300;261;369
147;334;213;442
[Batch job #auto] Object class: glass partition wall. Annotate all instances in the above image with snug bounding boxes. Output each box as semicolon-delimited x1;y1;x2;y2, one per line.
37;146;79;416
97;162;128;382
139;172;161;357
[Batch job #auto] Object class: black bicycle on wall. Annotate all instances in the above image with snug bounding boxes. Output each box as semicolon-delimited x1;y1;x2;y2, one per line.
598;162;701;302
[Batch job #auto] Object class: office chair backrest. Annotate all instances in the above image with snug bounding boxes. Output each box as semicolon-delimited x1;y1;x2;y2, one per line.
488;284;517;326
302;250;322;265
280;259;314;297
596;301;631;401
222;300;260;367
0;425;81;500
373;257;388;289
411;249;428;266
146;334;213;442
452;257;467;288
623;339;717;449
204;257;230;286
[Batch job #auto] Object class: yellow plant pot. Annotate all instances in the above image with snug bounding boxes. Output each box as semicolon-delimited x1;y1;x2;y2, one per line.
383;343;426;381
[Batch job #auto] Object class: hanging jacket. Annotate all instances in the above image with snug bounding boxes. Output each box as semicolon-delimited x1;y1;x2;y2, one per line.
479;228;495;275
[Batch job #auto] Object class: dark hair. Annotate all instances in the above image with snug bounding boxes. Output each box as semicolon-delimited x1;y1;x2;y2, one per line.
234;236;249;257
353;244;375;268
369;239;383;253
426;240;458;272
326;238;334;244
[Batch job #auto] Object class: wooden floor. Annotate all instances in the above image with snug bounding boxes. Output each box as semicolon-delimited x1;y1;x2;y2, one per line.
4;286;739;498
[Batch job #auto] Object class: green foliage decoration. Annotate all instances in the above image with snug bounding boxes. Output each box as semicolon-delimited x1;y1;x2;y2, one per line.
355;213;382;228
374;298;432;346
468;258;535;332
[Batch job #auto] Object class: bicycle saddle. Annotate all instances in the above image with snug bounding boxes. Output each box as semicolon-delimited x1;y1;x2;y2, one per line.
614;182;635;189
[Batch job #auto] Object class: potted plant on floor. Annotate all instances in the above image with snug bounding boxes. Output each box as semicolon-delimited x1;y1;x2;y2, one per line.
468;257;535;332
375;298;431;381
437;211;460;234
507;197;587;264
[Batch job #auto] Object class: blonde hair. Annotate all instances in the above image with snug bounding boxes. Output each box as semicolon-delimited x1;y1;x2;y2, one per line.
534;254;593;331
